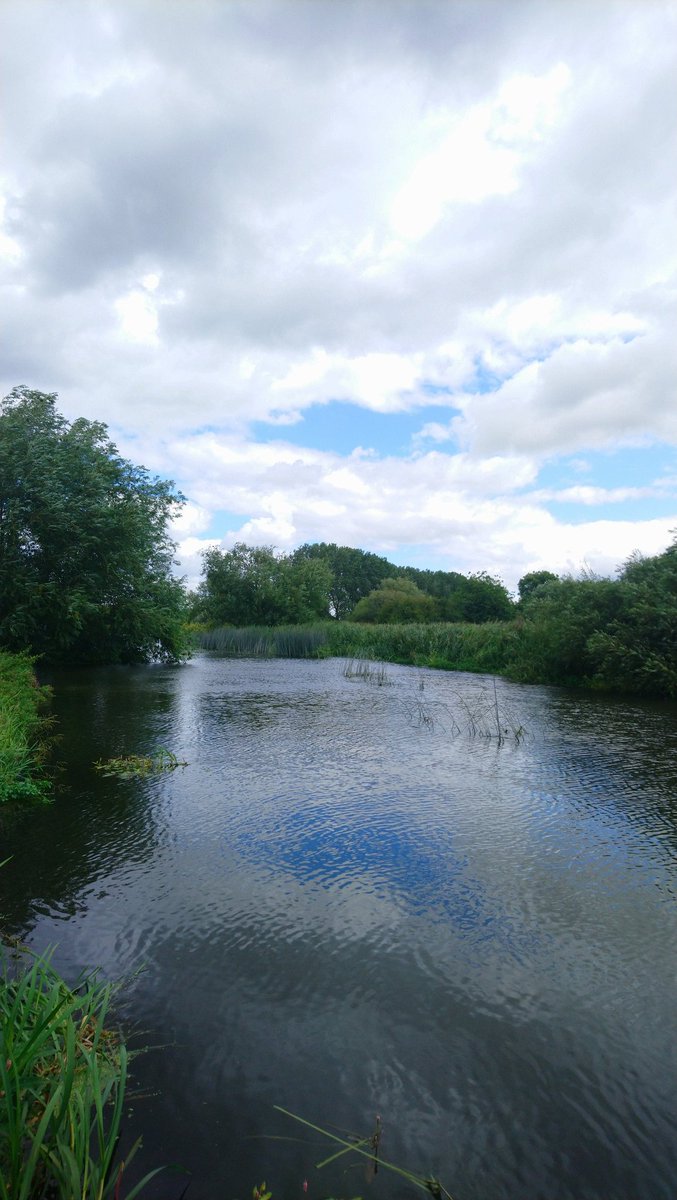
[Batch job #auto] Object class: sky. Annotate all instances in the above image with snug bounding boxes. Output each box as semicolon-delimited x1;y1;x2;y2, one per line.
1;0;676;594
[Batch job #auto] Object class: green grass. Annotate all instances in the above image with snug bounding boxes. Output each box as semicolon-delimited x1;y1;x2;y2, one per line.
0;947;161;1200
0;651;53;804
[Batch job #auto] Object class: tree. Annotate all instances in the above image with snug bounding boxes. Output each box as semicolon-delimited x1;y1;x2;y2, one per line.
197;543;333;626
586;539;677;696
517;570;559;604
455;572;515;622
351;577;437;623
516;573;624;685
0;386;188;664
291;543;392;619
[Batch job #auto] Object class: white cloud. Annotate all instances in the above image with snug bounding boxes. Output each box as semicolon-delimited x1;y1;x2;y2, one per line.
1;0;675;587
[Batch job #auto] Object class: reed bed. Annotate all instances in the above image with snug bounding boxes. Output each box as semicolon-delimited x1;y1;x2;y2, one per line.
199;619;540;682
0;948;160;1200
200;624;329;658
325;620;522;674
0;651;52;804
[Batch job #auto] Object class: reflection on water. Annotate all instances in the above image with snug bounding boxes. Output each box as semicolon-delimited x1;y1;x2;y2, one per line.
2;656;677;1200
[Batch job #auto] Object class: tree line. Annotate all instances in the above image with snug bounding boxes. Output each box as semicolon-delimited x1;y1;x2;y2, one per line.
192;541;514;627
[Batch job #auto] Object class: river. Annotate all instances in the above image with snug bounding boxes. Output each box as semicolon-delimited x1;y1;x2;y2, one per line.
1;655;676;1200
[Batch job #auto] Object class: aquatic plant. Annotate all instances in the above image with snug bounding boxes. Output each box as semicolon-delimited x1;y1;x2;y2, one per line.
274;1107;456;1200
94;748;188;779
342;659;392;686
200;624;329;658
405;679;525;743
0;947;161;1200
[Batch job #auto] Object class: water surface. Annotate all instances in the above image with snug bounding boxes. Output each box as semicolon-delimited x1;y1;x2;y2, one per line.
2;656;676;1199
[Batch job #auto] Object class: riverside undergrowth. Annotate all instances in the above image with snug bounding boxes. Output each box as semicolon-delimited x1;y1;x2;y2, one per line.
0;651;53;804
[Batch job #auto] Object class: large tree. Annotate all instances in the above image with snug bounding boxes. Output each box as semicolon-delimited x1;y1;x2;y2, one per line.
0;386;188;664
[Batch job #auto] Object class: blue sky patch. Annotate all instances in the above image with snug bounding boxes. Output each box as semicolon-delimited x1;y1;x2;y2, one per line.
252;400;458;457
533;444;677;523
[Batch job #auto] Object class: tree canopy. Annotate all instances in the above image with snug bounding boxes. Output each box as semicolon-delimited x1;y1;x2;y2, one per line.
351;577;438;623
291;542;393;619
197;543;333;627
0;386;188;664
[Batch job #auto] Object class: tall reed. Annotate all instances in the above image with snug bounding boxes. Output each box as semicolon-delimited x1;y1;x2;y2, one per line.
0;947;160;1200
200;624;329;658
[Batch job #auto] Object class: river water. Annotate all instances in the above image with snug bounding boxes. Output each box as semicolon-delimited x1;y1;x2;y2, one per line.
1;655;676;1200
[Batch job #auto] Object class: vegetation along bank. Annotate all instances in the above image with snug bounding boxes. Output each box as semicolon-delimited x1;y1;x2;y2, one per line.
197;536;677;699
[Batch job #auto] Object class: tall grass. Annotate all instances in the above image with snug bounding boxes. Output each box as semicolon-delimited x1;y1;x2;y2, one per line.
0;651;52;804
325;620;522;675
200;624;329;658
199;618;581;688
0;948;161;1200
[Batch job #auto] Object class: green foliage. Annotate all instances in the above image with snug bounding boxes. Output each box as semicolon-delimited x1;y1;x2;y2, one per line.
292;544;515;622
0;651;52;804
402;566;515;622
291;543;393;619
586;541;677;696
0;386;189;665
514;575;625;686
517;570;559;603
199;540;677;698
351;577;438;623
0;947;161;1200
325;619;520;673
198;544;333;627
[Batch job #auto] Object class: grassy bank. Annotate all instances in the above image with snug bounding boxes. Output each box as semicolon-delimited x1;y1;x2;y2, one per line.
0;947;159;1200
0;652;52;804
199;617;674;694
199;620;523;675
195;619;657;696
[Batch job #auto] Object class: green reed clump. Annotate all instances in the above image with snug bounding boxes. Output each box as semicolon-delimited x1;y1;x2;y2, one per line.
342;659;392;686
0;651;53;805
0;948;160;1200
200;624;329;658
270;626;329;657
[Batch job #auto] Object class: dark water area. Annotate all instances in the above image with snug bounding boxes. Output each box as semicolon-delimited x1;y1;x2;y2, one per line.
2;655;676;1200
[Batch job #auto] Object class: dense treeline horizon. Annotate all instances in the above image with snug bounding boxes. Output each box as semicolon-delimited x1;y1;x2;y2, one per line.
193;540;515;627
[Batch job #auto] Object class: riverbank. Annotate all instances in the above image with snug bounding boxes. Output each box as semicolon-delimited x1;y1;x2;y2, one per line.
199;619;519;671
199;614;677;698
0;651;52;805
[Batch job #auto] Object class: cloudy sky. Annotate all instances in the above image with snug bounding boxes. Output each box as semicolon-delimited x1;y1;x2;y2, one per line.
2;0;676;592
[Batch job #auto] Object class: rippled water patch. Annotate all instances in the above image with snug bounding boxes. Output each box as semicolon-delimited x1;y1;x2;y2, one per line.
2;656;676;1200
